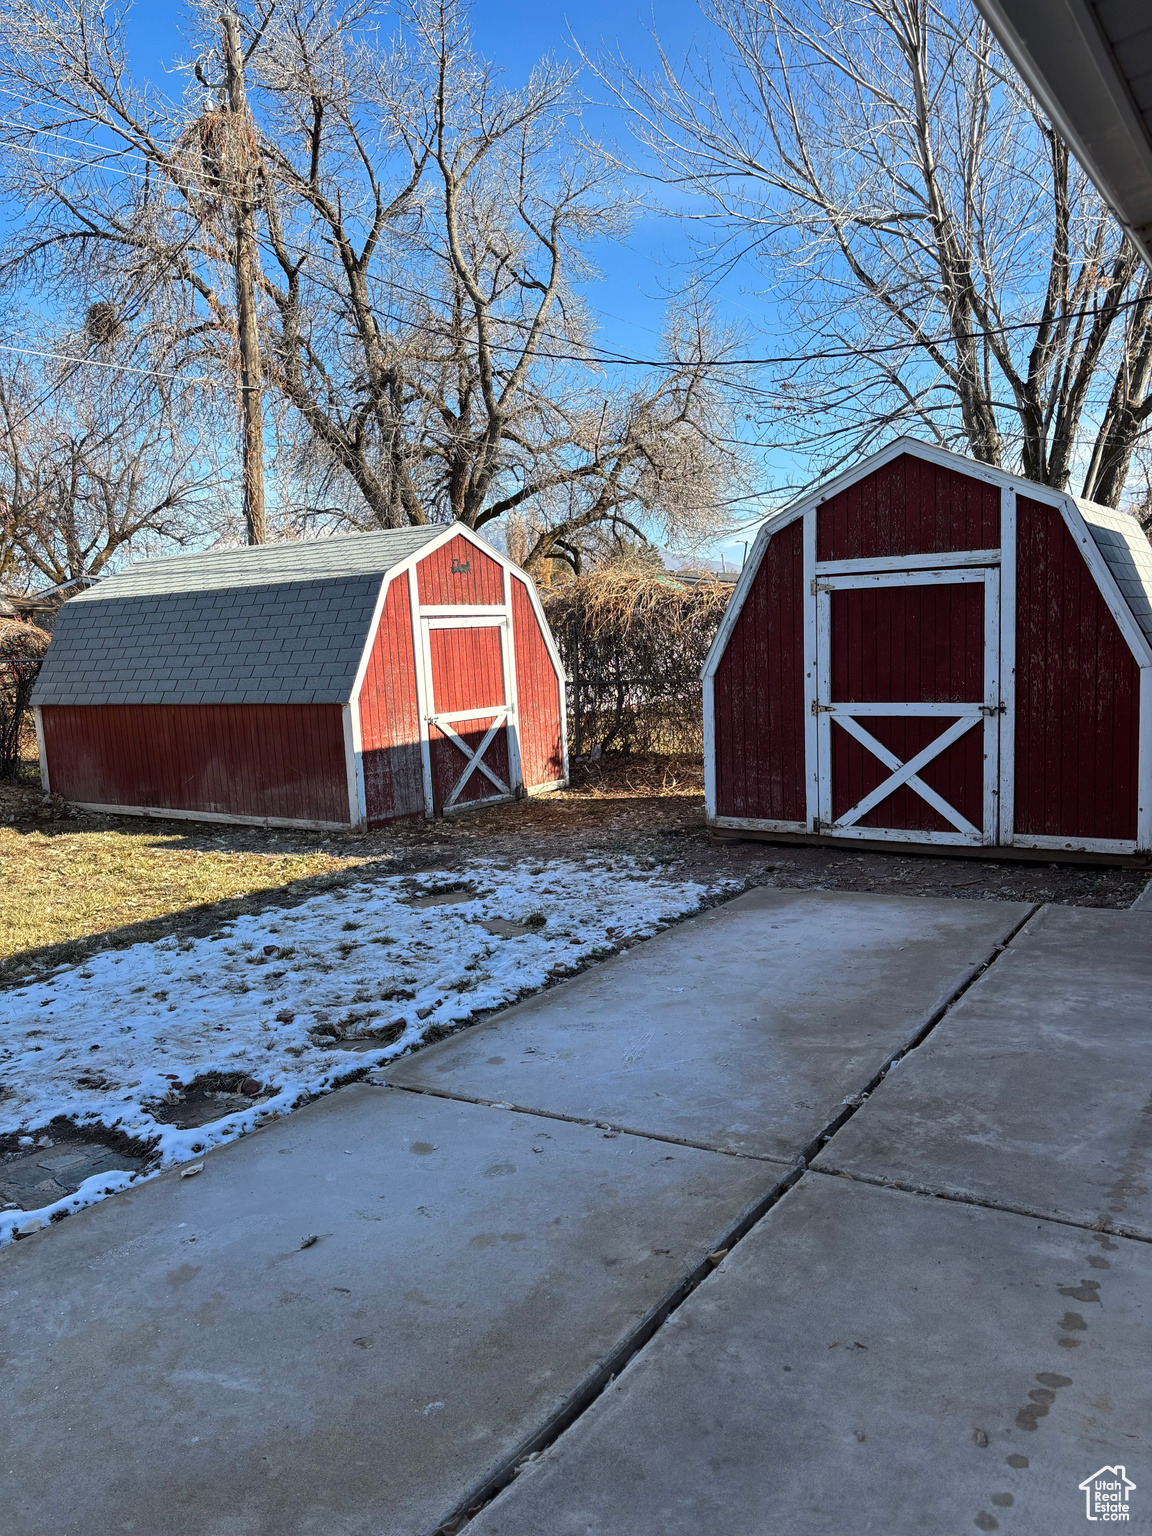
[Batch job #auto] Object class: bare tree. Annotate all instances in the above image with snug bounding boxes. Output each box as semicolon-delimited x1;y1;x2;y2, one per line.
0;352;214;590
0;0;749;569
595;0;1152;507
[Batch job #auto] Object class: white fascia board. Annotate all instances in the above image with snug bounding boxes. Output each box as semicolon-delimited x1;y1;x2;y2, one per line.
504;567;570;787
346;573;392;707
507;568;567;681
704;434;1152;671
700;504;806;681
382;521;459;585
1054;498;1152;668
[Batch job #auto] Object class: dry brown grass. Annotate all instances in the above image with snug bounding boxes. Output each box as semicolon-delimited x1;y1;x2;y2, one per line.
560;753;705;800
0;752;708;982
0;818;382;972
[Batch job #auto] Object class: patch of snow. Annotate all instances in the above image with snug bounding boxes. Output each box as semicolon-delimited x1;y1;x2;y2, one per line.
0;858;738;1243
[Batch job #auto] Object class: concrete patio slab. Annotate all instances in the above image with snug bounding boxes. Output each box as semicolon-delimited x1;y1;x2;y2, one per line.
814;905;1152;1238
386;890;1033;1161
469;1174;1152;1536
2;1085;784;1536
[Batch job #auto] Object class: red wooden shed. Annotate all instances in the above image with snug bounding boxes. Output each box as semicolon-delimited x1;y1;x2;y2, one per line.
703;439;1152;860
32;523;567;830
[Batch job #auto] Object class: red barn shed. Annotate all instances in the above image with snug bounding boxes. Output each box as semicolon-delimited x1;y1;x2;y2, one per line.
32;523;567;830
703;440;1152;860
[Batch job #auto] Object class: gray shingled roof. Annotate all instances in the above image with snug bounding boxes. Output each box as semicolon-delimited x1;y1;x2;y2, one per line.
31;526;448;708
1076;499;1152;651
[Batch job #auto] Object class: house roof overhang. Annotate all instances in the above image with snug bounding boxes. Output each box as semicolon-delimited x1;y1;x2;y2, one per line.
973;0;1152;268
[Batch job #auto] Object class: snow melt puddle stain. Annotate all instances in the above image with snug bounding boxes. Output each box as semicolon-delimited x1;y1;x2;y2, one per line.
0;859;738;1243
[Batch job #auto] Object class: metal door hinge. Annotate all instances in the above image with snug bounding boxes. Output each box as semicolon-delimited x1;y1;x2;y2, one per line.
811;701;830;714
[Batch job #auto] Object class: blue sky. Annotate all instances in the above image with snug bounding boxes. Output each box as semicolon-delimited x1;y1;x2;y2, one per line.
112;2;786;565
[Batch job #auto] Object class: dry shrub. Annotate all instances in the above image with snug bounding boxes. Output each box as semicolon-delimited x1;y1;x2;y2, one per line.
0;619;50;780
543;571;731;756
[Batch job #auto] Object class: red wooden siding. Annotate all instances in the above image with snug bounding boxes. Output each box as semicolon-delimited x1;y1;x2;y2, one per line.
713;518;806;821
817;453;1000;562
427;624;506;711
830;584;985;702
1014;497;1140;840
510;576;564;787
417;535;504;606
42;703;350;823
357;577;425;826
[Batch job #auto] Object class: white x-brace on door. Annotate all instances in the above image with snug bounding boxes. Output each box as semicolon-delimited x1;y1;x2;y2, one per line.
814;566;1001;845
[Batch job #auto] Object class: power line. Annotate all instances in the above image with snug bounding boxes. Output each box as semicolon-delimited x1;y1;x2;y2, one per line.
0;339;222;386
2;118;1149;377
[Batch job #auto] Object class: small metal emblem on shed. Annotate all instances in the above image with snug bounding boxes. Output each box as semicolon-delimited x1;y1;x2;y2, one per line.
702;439;1152;859
31;524;568;830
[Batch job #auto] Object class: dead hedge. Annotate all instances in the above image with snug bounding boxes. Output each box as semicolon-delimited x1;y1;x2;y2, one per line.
542;571;731;757
0;618;50;780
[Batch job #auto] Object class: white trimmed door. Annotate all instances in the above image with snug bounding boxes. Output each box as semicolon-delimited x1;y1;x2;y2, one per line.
420;618;522;814
814;567;1001;845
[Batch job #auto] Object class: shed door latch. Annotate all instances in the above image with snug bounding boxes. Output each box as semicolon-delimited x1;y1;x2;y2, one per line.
979;702;1008;716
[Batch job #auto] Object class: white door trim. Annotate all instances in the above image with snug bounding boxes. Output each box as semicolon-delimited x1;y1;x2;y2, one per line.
816;567;990;593
408;566;435;818
418;613;519;812
815;548;1001;575
815;565;1001;845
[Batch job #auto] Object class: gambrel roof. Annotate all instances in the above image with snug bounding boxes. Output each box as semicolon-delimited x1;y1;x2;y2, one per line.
703;439;1152;680
32;526;449;708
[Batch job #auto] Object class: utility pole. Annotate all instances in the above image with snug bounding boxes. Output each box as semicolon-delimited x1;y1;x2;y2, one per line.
220;11;266;545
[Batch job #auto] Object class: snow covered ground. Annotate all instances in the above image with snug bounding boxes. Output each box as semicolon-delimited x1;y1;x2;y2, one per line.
1;858;738;1243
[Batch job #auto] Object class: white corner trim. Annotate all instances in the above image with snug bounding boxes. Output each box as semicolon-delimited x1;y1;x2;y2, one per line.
999;488;1017;845
702;671;716;819
32;704;49;793
500;566;524;798
1139;666;1152;852
803;507;819;831
342;702;366;828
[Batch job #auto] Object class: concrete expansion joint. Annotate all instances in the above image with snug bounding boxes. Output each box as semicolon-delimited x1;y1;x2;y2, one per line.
379;1080;784;1163
787;900;1042;1175
422;904;1046;1536
426;1154;808;1536
809;1165;1152;1246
